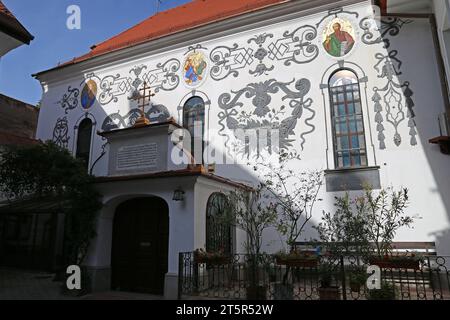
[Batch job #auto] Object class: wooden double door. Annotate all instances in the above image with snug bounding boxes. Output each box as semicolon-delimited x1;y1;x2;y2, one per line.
111;197;169;295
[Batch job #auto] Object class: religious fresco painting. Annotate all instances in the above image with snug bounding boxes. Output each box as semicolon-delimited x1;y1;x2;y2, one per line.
183;50;208;86
322;18;356;58
81;79;97;110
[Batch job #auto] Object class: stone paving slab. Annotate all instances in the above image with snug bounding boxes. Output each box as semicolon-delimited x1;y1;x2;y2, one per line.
0;267;77;300
0;267;164;300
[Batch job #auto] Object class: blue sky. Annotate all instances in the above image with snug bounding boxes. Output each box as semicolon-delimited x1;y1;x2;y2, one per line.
0;0;191;105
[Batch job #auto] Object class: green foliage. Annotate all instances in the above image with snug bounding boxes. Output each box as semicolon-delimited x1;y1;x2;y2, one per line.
314;192;371;257
254;151;323;251
222;185;277;257
0;141;102;265
348;266;367;287
315;187;417;259
367;282;396;300
359;187;415;258
318;263;336;288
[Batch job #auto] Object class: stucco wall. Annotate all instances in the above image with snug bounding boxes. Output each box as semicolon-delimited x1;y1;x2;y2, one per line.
36;1;450;255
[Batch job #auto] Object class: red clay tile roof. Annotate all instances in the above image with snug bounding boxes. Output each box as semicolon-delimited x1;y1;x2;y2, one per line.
0;1;14;19
0;0;34;44
58;0;289;68
95;166;253;190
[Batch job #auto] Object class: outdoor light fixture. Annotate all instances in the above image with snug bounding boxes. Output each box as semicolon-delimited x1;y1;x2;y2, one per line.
173;187;185;201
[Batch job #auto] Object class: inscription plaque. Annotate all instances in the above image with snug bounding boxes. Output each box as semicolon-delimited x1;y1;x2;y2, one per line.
116;143;158;170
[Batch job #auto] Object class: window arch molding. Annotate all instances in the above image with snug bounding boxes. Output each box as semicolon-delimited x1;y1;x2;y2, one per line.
178;90;211;164
320;61;376;170
72;113;97;170
177;90;211;128
205;192;233;254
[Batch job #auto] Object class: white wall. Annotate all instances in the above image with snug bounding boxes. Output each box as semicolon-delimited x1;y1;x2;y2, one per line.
36;1;450;255
433;0;450;102
86;176;197;273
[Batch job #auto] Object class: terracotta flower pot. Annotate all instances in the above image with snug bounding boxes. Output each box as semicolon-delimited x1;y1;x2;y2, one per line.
369;257;420;270
246;285;267;300
275;257;318;268
318;287;340;300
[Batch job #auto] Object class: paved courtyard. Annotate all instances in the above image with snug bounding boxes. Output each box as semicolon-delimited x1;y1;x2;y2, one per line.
0;267;75;300
0;268;163;300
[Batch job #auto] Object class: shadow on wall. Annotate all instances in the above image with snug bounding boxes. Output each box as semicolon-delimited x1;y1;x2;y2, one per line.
372;17;450;255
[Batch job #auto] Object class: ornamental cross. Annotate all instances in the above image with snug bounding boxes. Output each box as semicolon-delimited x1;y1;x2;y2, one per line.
137;81;155;118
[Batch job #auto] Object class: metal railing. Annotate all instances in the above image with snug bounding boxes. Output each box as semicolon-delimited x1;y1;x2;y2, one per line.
178;252;450;300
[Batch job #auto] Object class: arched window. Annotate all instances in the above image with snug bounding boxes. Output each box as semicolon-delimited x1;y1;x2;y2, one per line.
183;96;205;163
329;69;367;168
76;118;93;169
206;193;232;254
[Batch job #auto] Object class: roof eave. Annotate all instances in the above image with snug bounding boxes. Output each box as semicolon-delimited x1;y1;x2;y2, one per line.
0;14;34;44
33;0;362;80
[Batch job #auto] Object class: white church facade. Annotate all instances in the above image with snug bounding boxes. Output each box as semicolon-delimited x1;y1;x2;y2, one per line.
33;0;450;298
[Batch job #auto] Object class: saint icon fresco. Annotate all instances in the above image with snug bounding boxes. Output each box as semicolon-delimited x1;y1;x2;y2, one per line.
323;20;355;58
183;51;207;86
81;79;97;110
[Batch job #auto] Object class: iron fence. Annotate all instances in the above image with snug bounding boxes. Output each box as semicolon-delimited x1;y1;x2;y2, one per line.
178;252;450;300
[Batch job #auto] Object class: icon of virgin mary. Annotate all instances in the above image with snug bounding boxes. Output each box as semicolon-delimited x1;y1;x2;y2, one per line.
81;80;97;109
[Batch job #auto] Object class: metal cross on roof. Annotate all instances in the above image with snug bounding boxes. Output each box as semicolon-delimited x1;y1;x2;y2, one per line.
134;81;155;127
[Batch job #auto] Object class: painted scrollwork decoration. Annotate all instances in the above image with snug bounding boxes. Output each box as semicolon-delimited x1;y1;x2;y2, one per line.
248;33;274;76
210;44;254;81
268;25;318;66
315;7;359;28
218;78;315;157
360;16;413;49
57;86;79;114
147;58;181;92
210;25;318;80
93;58;181;105
101;104;171;132
98;73;123;105
52;117;70;148
372;50;417;149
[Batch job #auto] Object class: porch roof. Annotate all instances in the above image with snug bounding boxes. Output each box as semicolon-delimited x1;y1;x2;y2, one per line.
94;166;253;191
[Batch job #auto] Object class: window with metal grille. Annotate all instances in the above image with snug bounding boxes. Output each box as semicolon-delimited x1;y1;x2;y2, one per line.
329;69;368;169
75;118;92;169
183;96;205;163
206;193;232;255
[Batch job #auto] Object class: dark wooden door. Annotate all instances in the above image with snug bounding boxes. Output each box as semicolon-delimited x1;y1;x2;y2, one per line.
112;197;169;295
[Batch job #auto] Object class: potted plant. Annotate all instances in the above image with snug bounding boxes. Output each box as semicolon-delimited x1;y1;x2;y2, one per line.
368;254;422;270
367;282;396;300
348;267;367;292
275;249;319;268
360;187;418;263
194;248;231;265
254;154;323;295
314;192;372;259
318;264;340;300
221;186;277;300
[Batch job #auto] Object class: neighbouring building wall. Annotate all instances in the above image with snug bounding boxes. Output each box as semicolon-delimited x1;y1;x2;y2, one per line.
36;0;450;255
0;94;38;139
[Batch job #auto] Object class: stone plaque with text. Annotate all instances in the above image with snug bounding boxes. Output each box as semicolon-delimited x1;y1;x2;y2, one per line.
116;143;158;170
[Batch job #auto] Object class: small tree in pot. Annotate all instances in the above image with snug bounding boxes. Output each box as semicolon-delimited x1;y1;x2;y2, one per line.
358;188;416;262
254;152;323;297
222;185;277;300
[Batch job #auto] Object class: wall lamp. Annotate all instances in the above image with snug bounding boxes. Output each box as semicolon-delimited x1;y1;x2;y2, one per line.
173;187;185;201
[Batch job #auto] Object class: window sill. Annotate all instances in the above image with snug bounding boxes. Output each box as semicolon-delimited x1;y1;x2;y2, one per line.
324;166;381;192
